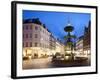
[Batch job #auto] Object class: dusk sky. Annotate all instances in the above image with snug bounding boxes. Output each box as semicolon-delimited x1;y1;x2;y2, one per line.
23;10;91;41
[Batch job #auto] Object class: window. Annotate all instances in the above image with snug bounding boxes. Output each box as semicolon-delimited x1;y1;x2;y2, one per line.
35;34;38;38
26;42;28;47
26;34;28;38
30;42;32;47
35;43;38;47
30;33;32;38
35;26;38;30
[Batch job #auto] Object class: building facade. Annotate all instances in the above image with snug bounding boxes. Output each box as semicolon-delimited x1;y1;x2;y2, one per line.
23;18;51;58
23;18;65;58
75;36;84;56
50;34;56;55
55;39;65;55
83;21;91;55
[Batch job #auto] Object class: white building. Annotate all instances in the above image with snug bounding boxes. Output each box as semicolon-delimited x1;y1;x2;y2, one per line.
23;19;51;58
55;39;65;55
23;18;65;58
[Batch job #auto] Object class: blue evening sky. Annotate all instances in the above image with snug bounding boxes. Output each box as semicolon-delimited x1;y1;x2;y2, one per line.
23;10;91;41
